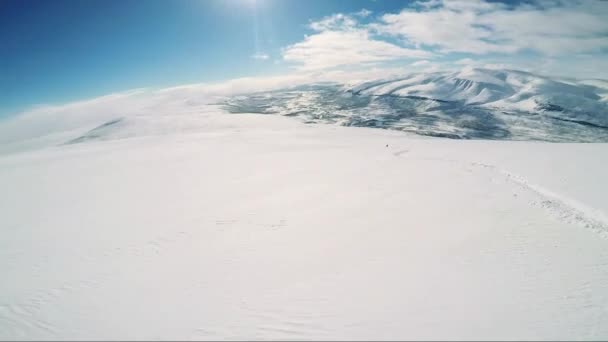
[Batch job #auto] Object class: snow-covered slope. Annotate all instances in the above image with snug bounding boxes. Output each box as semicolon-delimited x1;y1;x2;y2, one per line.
225;68;608;142
2;68;608;339
350;68;606;114
1;109;608;340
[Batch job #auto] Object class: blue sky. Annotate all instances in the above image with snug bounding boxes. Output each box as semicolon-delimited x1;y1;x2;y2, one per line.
0;0;405;116
2;0;607;117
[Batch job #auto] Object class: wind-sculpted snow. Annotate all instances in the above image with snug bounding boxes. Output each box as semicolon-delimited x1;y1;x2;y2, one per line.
223;69;608;142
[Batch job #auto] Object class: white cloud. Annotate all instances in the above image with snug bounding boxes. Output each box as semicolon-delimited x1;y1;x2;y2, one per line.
454;58;475;65
410;60;431;66
284;13;433;70
376;3;514;54
251;53;269;60
441;0;505;12
376;0;608;55
355;9;372;18
451;57;532;73
309;13;357;32
413;0;442;9
449;54;608;80
283;30;432;70
409;59;442;72
284;1;608;73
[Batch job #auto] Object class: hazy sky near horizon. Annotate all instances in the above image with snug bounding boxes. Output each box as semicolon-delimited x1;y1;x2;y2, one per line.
2;0;607;117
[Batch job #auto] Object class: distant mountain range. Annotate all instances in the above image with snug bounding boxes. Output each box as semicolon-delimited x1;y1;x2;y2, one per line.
224;68;608;142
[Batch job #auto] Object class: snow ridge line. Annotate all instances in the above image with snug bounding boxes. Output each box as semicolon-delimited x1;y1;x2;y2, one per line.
470;161;608;238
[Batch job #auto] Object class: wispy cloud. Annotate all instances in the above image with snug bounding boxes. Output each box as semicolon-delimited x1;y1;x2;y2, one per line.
251;52;269;60
354;9;372;18
410;60;431;66
309;13;358;32
376;0;608;55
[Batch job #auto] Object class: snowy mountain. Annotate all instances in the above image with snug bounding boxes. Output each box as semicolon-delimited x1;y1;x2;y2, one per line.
224;68;608;142
2;68;606;155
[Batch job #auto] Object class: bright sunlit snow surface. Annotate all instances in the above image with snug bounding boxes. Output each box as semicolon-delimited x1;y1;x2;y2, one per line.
1;68;608;340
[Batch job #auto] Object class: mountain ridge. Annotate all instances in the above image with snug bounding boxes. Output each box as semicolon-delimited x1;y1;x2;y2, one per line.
224;68;608;142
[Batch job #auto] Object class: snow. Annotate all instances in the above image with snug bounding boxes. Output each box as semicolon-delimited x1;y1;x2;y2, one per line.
220;68;608;142
2;107;608;340
456;67;508;87
350;68;608;120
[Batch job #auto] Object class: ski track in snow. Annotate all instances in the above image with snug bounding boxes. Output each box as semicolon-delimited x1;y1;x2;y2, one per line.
500;169;608;239
392;150;608;239
391;149;409;157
